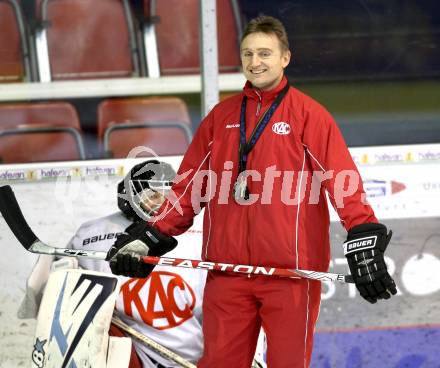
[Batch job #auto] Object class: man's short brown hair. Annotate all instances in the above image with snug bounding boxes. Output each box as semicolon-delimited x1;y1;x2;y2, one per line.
241;15;290;52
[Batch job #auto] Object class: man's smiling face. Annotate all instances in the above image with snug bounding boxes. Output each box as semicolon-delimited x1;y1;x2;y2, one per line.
241;32;291;91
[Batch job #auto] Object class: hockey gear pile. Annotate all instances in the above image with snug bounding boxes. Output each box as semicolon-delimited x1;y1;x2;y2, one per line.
344;223;397;303
107;222;178;278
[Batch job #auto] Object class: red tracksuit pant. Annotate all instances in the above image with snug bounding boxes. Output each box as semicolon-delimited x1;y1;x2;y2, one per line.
198;272;321;368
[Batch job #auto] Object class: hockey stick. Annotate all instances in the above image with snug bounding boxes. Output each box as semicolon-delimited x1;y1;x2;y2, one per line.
111;316;196;368
0;185;353;283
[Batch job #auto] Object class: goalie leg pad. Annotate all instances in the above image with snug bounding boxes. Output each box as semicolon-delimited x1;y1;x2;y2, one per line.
32;269;125;368
18;255;55;319
19;256;79;319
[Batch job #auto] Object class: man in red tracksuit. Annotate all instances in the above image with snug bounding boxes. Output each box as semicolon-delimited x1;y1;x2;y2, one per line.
107;16;397;367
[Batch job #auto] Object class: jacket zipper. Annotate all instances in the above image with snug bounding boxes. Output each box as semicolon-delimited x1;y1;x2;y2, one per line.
255;90;262;117
246;90;262;273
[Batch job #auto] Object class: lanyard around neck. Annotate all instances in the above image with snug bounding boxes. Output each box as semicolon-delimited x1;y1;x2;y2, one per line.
238;82;290;174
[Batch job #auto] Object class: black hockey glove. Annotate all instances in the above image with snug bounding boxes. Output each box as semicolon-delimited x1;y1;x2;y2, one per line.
344;223;397;304
106;221;177;278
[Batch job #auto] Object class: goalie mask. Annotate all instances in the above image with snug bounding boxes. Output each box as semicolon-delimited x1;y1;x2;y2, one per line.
117;160;176;221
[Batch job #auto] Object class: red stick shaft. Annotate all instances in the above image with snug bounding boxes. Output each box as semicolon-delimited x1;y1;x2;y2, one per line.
142;256;298;278
140;256;353;283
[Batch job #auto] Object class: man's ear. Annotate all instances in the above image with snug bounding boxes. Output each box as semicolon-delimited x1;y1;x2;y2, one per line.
282;50;291;68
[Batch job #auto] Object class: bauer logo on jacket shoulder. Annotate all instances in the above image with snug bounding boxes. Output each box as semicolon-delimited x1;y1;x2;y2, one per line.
272;121;291;135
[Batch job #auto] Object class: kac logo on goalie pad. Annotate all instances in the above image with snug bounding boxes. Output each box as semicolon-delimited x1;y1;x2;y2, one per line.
32;269;120;368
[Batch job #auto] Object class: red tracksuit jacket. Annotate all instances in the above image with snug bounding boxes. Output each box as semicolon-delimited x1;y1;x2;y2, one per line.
155;77;377;272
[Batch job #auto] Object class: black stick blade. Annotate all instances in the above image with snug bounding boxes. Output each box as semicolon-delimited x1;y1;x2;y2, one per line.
0;185;38;249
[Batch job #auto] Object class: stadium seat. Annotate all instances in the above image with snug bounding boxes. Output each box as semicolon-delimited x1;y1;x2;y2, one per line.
0;102;85;163
142;0;241;76
35;0;140;81
0;0;32;82
97;97;193;158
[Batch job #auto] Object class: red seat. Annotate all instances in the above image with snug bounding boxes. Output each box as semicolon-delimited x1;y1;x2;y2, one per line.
145;0;241;75
0;0;28;82
37;0;138;80
97;97;193;158
0;102;85;163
